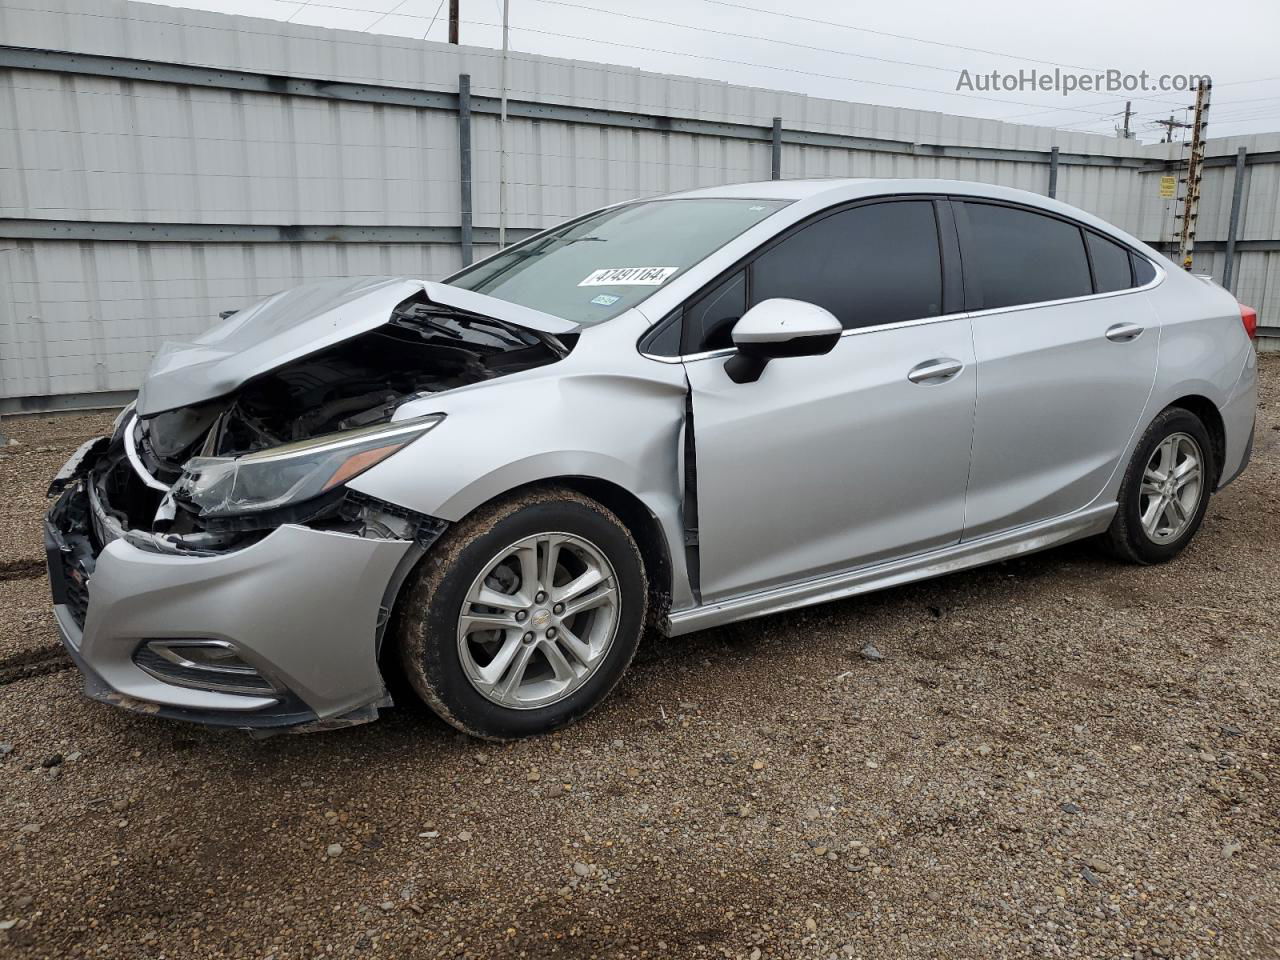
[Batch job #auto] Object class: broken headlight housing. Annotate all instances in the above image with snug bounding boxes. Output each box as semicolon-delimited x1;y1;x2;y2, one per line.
174;414;443;518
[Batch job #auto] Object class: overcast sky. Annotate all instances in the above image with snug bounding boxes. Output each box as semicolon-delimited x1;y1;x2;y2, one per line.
150;0;1280;140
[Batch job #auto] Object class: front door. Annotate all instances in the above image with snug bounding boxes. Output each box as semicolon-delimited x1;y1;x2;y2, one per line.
681;199;976;602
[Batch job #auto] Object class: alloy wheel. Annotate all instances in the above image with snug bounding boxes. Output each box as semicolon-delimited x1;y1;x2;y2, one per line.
456;532;620;709
1139;432;1204;544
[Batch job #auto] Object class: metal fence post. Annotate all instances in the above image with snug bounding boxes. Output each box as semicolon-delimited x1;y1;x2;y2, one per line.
458;73;474;266
1223;146;1247;292
1047;145;1059;199
771;117;782;180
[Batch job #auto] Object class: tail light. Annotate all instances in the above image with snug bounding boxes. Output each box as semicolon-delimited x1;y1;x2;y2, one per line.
1239;303;1257;340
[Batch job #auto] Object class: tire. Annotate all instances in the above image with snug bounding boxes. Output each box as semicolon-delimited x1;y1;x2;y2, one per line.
394;485;646;740
1102;406;1216;565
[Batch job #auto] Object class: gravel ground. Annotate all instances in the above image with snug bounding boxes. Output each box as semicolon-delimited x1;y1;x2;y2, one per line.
1;361;1278;960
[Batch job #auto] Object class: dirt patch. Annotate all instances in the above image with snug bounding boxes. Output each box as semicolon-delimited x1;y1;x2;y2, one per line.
0;363;1277;959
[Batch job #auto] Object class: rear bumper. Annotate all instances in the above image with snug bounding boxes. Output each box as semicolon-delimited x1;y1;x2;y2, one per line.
46;476;416;732
1217;348;1258;490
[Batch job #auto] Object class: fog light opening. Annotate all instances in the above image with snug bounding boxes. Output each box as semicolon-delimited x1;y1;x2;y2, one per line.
134;640;280;698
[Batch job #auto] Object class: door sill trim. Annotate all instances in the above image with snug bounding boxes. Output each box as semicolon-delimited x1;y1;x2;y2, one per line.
663;504;1116;637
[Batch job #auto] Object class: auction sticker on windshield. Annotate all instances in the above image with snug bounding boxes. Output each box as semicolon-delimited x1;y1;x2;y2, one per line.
579;267;679;286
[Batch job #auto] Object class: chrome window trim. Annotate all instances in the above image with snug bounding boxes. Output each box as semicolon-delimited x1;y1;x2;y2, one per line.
639;255;1165;364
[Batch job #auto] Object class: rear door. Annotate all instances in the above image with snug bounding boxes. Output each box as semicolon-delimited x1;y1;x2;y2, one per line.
955;200;1160;539
683;199;977;602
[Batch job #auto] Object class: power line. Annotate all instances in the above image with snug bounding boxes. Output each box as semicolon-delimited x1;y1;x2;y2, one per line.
462;18;1138;119
528;0;958;76
696;0;1101;73
364;0;422;32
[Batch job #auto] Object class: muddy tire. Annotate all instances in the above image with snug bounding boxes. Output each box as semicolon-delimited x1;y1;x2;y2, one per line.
395;485;646;740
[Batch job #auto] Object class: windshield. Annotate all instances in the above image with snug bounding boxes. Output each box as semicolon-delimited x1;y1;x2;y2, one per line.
445;198;791;324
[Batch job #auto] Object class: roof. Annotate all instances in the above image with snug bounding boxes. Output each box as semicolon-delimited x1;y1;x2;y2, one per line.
662;177;1049;203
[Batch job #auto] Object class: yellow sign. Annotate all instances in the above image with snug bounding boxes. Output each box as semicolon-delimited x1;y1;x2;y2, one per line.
1159;175;1177;198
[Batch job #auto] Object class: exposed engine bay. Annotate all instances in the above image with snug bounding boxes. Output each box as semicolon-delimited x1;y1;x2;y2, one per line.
49;293;571;562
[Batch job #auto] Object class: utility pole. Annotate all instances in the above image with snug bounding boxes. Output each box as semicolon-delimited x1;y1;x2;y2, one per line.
1177;80;1211;271
1121;101;1132;139
448;0;459;43
497;0;510;248
1153;114;1190;143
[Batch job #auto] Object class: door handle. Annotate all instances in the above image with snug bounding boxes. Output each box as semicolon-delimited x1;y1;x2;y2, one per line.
1105;322;1145;342
907;358;964;384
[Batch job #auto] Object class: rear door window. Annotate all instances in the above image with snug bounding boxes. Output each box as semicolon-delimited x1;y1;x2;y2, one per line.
961;202;1093;309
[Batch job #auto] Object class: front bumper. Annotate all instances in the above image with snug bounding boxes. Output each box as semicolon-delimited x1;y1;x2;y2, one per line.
46;458;417;732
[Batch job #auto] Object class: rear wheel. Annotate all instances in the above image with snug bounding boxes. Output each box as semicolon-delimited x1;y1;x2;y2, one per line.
395;486;646;739
1102;407;1215;564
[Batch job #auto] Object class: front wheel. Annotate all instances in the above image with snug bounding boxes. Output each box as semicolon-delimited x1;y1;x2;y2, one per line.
395;486;647;739
1102;407;1215;564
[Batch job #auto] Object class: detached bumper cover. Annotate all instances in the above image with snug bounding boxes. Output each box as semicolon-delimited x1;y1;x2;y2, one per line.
46;474;417;731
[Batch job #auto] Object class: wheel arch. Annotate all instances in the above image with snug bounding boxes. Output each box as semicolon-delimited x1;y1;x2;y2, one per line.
474;476;676;629
1165;394;1226;486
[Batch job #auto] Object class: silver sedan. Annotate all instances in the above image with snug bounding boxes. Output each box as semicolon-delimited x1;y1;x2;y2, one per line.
45;178;1258;738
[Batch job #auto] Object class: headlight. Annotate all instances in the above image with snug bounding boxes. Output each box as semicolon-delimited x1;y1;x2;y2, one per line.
174;414;443;518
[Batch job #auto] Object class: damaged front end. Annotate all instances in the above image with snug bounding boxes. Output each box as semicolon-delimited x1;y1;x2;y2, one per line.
45;286;571;734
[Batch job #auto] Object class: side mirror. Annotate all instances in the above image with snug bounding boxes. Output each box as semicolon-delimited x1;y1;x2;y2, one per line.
724;299;842;384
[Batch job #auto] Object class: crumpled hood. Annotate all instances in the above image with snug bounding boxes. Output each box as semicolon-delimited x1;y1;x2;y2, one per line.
135;277;578;416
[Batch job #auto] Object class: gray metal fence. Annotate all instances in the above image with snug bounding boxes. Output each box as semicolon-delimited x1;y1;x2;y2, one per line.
2;0;1277;411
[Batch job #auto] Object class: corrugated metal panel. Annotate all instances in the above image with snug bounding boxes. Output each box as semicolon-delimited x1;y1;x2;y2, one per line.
0;0;1277;404
0;239;478;399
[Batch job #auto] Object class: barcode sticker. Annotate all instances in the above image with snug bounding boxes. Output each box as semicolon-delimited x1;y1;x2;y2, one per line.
579;266;679;286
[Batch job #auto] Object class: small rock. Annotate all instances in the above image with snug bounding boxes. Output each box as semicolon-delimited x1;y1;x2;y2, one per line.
1081;865;1100;886
1222;840;1242;859
17;824;39;836
14;896;32;909
378;901;395;912
1053;885;1067;898
752;759;765;771
545;784;564;798
110;799;129;813
326;843;343;858
611;739;624;750
1083;858;1111;874
0;920;17;931
860;643;884;662
803;808;820;821
976;744;992;757
805;918;818;933
457;830;472;842
1059;802;1083;815
572;862;593;878
526;770;540;782
64;751;81;763
0;743;12;755
41;754;62;769
1219;724;1243;738
417;830;439;839
749;950;761;960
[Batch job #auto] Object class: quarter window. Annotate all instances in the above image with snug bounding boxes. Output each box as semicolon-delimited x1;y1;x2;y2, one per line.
1131;254;1156;286
962;202;1093;309
1086;231;1135;293
681;271;747;354
749;201;944;331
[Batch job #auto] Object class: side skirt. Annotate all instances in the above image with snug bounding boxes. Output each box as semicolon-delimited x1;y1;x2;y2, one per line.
662;503;1116;637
